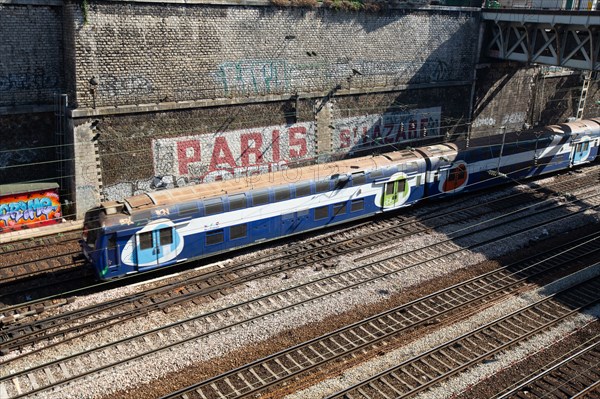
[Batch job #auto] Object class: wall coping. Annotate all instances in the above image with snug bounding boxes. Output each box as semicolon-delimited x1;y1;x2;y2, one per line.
68;80;472;118
0;0;61;5
0;0;479;12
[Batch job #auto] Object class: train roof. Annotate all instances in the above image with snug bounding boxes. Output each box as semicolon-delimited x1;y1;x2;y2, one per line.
109;145;451;216
544;118;600;134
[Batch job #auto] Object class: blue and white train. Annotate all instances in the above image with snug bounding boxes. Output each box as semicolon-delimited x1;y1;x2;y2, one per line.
81;118;600;280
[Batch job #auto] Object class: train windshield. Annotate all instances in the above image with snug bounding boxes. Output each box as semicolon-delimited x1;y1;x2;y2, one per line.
83;207;104;248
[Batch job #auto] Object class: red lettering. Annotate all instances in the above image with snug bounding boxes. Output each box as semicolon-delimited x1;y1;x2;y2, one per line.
210;137;236;170
340;129;351;149
384;122;397;143
272;130;280;163
241;133;263;166
177;140;201;175
289;126;307;158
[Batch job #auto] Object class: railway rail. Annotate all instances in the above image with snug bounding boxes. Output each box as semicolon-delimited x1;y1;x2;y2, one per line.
0;232;84;286
496;337;600;399
0;199;599;398
1;173;598;356
158;264;600;398
322;277;600;399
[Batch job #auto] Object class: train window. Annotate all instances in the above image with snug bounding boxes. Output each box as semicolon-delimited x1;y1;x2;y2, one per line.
229;194;247;211
139;232;153;250
351;198;364;212
107;235;117;250
333;202;347;216
369;170;383;179
179;202;198;216
275;187;291;201
316;180;330;193
204;199;224;215
159;228;173;245
314;206;329;220
352;173;366;186
295;183;312;197
206;229;224;245
252;191;270;206
385;182;395;195
230;224;247;240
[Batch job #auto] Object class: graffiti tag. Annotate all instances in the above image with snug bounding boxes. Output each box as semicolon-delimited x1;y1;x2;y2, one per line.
0;192;61;230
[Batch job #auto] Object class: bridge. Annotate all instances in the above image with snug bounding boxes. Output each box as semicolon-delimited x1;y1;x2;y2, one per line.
482;4;600;71
481;1;600;118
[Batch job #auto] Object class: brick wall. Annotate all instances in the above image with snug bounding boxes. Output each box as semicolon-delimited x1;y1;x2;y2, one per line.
71;4;480;108
0;2;63;107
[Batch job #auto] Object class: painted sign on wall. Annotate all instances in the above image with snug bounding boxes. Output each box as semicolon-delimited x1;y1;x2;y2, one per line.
0;189;62;233
149;108;442;189
153;122;316;184
332;107;442;153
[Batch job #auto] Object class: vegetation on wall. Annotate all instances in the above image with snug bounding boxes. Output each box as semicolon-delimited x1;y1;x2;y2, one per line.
82;0;89;24
269;0;389;11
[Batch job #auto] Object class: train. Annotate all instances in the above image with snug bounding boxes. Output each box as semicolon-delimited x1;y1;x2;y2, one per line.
81;118;600;280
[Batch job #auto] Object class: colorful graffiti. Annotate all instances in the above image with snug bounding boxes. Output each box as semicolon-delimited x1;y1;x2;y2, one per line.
0;190;62;233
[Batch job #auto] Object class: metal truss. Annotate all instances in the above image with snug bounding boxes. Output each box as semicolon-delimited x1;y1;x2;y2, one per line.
483;12;600;71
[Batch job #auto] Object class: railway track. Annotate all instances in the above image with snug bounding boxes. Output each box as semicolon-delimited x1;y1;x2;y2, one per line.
0;233;83;285
496;337;600;399
1;176;598;356
158;265;600;398
322;276;600;399
0;202;599;397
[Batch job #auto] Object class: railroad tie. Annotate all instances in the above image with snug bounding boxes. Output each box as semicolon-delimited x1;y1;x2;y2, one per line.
0;383;8;399
44;367;56;384
59;362;71;378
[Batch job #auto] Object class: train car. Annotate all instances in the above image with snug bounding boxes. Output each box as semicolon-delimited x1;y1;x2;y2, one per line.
82;145;431;279
81;118;600;280
420;118;600;198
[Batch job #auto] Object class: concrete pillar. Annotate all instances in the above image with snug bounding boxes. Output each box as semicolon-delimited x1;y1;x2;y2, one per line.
70;119;103;219
315;98;334;163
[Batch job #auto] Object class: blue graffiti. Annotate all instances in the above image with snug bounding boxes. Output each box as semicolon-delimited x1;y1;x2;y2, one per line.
0;69;60;92
0;198;57;226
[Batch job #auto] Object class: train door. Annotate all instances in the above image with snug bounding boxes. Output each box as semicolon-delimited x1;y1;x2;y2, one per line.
281;209;310;234
382;178;407;209
135;227;175;268
104;234;120;271
571;140;590;166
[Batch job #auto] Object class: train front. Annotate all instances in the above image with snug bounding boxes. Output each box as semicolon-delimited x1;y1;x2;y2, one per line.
80;205;112;279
